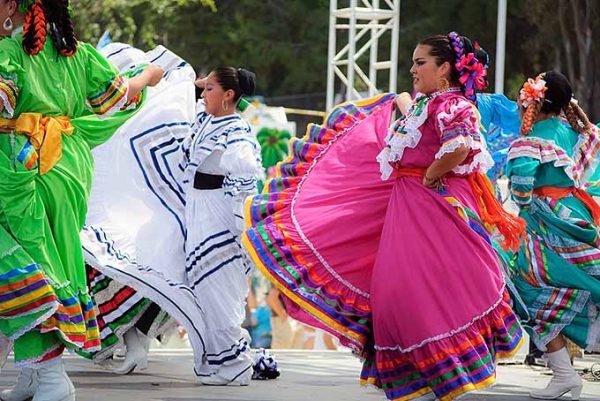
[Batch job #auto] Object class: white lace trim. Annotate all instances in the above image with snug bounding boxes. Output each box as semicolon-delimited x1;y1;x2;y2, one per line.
14;343;64;368
377;104;429;180
434;134;494;175
374;282;507;353
510;175;535;185
7;302;58;342
0;89;14;118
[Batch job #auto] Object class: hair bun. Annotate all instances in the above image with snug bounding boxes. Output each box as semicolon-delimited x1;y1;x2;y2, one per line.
460;35;489;67
237;68;256;97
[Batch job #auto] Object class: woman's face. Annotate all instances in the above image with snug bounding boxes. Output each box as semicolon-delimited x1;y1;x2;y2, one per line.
201;73;234;116
409;44;450;95
0;0;16;37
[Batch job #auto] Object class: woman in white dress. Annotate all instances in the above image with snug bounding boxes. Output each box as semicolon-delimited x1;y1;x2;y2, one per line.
182;67;262;385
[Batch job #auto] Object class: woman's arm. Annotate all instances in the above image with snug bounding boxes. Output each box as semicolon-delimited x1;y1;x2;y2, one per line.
395;92;412;115
126;64;164;102
423;145;470;190
266;288;288;320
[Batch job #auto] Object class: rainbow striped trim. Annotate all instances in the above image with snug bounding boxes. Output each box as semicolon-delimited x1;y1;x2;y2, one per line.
440;190;491;244
360;292;523;401
243;93;396;352
0;74;18;117
39;289;101;350
572;125;600;182
0;263;101;354
0;263;57;319
519;230;597;346
16;140;38;170
507;136;589;184
88;76;128;115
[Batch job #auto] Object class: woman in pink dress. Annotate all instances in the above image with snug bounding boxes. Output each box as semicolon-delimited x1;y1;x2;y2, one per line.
243;32;524;401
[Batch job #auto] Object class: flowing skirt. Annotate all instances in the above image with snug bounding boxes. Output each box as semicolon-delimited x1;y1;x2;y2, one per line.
243;94;523;400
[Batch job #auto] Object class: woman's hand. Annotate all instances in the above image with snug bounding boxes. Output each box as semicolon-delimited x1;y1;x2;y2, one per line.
145;64;164;87
126;64;164;101
395;92;412;115
423;174;445;191
195;76;207;90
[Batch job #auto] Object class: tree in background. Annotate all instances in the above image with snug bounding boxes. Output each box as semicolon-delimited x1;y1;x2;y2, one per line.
71;0;599;120
71;0;216;48
524;0;598;120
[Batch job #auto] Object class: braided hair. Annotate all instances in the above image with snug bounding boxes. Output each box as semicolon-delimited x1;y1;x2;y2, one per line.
21;0;77;56
519;71;593;135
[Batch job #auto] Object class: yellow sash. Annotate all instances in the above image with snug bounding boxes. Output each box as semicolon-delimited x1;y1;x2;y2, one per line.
0;112;74;174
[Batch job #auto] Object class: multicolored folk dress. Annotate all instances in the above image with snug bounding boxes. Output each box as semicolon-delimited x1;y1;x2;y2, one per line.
243;90;523;401
0;31;143;366
505;117;600;351
181;104;262;380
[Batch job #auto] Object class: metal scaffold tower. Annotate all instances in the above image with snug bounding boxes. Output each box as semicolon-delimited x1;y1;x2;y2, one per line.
326;0;401;111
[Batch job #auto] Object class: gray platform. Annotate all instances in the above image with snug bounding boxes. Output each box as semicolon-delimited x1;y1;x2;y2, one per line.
1;350;599;400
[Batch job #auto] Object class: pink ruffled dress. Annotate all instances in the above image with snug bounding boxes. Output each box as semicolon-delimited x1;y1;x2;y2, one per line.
243;91;523;401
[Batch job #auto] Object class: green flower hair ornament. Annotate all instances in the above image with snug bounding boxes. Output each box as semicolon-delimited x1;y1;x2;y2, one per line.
257;127;291;169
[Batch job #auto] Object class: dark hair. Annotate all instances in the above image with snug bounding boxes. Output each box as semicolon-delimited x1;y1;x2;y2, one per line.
419;33;489;88
540;71;572;114
520;71;592;135
22;0;77;56
212;67;256;103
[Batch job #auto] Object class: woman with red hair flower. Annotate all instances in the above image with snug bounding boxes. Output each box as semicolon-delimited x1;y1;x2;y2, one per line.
243;32;525;401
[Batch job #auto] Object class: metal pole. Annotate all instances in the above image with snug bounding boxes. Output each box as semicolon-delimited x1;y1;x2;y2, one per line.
494;0;507;94
326;0;338;110
389;0;400;94
369;0;379;97
347;0;358;102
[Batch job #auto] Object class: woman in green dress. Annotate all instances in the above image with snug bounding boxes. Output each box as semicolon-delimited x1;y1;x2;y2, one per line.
506;71;600;400
0;1;163;400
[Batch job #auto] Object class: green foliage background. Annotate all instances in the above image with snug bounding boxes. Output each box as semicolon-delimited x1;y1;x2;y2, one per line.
72;0;599;119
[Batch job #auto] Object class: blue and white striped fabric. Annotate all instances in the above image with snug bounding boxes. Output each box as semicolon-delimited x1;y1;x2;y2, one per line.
81;43;208;372
180;101;262;381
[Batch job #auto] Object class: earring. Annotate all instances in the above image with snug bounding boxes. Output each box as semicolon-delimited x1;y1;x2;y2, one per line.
3;17;12;31
438;77;450;91
221;100;229;112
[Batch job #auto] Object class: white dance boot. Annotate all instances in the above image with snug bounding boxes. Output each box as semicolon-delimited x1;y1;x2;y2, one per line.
0;368;37;401
111;328;148;375
199;353;252;386
31;359;75;401
530;347;583;400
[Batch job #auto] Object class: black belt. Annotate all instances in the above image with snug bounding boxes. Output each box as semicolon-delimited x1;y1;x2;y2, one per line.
193;172;225;190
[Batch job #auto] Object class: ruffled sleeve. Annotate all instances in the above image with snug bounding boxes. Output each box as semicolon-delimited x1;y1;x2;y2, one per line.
506;155;539;206
571;125;600;184
219;120;262;176
0;39;24;118
220;120;263;231
435;96;494;175
83;43;130;116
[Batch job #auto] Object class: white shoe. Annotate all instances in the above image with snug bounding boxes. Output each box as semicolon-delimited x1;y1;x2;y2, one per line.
199;365;252;386
31;359;75;401
529;347;583;400
0;368;37;401
111;328;148;375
